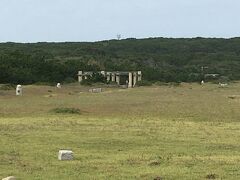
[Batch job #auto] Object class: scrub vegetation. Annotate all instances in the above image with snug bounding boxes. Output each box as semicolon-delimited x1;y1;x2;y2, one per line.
0;83;240;179
1;37;240;84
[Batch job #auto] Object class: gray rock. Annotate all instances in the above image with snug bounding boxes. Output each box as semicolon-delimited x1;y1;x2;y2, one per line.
58;150;73;161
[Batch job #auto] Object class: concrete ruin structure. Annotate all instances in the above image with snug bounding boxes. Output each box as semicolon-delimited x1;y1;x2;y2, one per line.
78;71;142;88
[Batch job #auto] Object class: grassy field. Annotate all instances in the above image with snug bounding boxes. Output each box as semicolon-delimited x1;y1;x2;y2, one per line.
0;83;240;179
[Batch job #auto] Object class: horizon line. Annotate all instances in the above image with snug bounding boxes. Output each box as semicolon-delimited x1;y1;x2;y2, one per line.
1;36;240;44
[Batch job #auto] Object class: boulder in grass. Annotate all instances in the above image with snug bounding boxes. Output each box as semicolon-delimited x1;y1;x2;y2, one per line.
2;176;16;180
58;150;73;161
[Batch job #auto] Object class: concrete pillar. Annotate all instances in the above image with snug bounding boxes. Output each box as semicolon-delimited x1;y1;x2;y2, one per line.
116;75;120;85
138;71;142;81
133;72;137;87
101;71;106;77
111;73;116;82
107;73;111;82
128;72;133;88
78;71;83;82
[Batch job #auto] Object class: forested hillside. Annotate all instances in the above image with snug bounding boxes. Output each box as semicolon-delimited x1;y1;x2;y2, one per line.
1;37;240;84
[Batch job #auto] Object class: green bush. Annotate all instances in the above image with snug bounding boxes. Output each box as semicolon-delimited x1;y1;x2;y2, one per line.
51;107;81;114
80;79;93;86
154;81;169;86
136;80;152;86
64;77;76;84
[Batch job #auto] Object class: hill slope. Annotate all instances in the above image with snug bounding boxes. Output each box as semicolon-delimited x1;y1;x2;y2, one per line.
1;37;240;84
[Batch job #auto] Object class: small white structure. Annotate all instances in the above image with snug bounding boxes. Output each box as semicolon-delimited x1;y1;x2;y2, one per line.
58;150;73;161
89;88;102;93
57;83;61;89
2;176;16;180
219;83;228;87
201;80;204;85
16;85;22;96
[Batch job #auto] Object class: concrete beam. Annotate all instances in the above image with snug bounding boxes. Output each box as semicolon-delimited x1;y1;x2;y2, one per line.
116;75;120;85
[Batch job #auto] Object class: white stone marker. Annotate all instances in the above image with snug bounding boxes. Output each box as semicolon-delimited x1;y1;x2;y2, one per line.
16;85;22;96
57;83;61;89
58;150;73;161
2;176;16;180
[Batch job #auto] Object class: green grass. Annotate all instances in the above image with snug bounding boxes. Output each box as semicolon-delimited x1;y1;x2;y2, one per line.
0;83;240;179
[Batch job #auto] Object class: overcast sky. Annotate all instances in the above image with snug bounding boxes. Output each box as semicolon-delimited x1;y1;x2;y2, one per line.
0;0;239;42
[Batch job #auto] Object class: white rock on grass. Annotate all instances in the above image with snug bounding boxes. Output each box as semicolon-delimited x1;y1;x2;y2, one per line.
58;150;73;161
2;176;16;180
57;83;61;89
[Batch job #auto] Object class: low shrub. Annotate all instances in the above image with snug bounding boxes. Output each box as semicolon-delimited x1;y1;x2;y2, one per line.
136;80;152;86
154;81;169;86
64;77;76;84
51;107;81;115
80;79;93;86
206;174;217;179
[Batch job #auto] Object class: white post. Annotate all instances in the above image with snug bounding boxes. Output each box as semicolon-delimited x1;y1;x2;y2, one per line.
107;73;111;82
16;85;22;96
128;72;133;88
138;71;142;81
133;72;137;87
78;71;83;82
116;75;120;85
57;83;61;89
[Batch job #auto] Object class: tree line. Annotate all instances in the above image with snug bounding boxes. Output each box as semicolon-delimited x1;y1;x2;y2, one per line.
1;37;240;84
